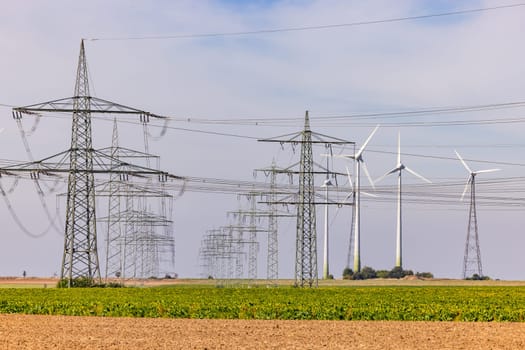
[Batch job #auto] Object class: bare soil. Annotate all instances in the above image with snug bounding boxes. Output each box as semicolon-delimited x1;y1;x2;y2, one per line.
0;314;524;349
1;278;525;349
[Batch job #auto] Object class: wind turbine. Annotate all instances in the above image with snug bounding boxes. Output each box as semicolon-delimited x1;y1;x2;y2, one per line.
326;125;379;272
321;175;333;280
455;150;500;279
376;132;431;269
321;147;334;280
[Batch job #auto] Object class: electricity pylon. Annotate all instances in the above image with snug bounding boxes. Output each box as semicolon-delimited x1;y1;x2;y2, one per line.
259;111;353;287
455;150;500;279
254;160;295;283
105;119;122;279
8;40;182;286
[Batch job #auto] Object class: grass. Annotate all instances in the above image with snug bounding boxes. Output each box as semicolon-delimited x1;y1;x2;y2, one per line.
0;284;525;320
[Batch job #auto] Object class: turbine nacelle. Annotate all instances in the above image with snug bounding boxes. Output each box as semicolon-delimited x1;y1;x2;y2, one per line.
376;133;431;184
320;124;380;191
455;150;500;201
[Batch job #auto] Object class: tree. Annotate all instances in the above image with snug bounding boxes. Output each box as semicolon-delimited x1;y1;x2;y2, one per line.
376;270;389;278
388;266;405;279
360;266;377;279
416;271;433;279
342;267;353;280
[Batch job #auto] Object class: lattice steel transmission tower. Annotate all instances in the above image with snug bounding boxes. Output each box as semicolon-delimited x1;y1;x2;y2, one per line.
104;119;122;279
9;40;182;286
259;111;352;287
227;195;270;280
259;161;280;282
62;40;99;282
255;161;297;284
463;176;483;279
455;150;499;279
266;164;279;282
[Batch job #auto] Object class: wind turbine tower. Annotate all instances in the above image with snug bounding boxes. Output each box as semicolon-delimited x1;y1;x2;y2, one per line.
455;151;500;279
376;133;431;269
330;125;379;272
321;161;333;280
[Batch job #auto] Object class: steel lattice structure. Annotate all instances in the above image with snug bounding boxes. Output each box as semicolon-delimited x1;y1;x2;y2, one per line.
8;40;182;286
259;111;353;287
295;114;316;287
104;119;122;279
463;176;483;278
62;40;99;283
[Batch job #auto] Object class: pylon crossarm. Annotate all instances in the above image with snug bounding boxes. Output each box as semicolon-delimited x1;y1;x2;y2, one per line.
99;210;172;225
96;146;160;160
259;131;353;145
0;147;183;181
95;181;173;198
13;96;166;120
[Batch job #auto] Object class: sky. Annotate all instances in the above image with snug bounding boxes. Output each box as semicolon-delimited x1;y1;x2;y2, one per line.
0;0;524;280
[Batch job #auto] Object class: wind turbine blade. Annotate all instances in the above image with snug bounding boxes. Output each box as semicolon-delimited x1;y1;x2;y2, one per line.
460;177;471;201
455;150;472;174
321;153;355;160
342;192;353;203
333;192;353;220
397;131;401;165
361;191;378;198
474;168;501;174
361;160;375;190
404;166;432;183
345;166;354;192
356;125;380;158
375;167;400;184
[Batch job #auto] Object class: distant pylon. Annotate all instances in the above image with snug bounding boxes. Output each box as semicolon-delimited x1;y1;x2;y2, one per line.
259;111;353;287
247;194;259;280
455;150;499;279
62;40;100;284
295;112;317;287
463;176;483;278
266;161;278;282
104;118;122;280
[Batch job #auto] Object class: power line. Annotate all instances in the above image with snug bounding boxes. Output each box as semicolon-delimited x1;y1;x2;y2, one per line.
88;3;525;41
363;149;525;168
159;101;525;125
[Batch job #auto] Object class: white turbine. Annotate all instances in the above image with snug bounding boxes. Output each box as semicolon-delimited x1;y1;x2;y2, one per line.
455;150;500;278
376;132;431;269
456;150;500;201
321;176;333;280
325;125;379;272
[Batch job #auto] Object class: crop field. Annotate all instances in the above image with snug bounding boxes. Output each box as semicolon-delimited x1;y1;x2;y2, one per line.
1;285;525;321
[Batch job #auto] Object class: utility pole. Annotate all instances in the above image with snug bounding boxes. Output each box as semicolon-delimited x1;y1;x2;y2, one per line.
463;176;483;278
455;150;499;279
254;160;295;283
104;119;122;280
8;40;182;286
62;40;99;284
259;111;353;287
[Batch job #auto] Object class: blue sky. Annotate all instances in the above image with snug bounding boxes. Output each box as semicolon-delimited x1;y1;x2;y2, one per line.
0;0;524;280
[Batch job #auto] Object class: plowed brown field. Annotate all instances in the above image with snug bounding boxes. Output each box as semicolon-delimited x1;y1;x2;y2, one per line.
1;314;524;349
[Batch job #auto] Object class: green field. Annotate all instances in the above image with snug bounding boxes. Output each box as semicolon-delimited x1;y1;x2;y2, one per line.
0;286;524;321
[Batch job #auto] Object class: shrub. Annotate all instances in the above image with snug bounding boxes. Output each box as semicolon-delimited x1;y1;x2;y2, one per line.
360;266;377;279
416;272;434;279
376;270;389;279
342;267;353;280
57;277;124;288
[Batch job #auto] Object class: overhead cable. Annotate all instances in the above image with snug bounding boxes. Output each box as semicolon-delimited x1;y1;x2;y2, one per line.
88;3;525;41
